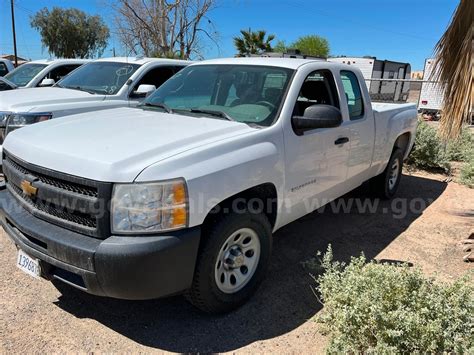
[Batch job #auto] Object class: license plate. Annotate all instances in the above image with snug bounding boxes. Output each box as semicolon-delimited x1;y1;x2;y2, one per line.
16;249;41;279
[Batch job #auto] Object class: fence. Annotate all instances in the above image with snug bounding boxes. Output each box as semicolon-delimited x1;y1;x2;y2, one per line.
363;78;440;109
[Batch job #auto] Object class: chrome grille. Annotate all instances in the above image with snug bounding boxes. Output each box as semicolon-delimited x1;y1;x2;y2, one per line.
10;182;97;229
3;151;111;238
6;156;98;197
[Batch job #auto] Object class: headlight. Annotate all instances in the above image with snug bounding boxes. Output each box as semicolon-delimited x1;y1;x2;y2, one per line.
111;179;188;234
5;112;52;135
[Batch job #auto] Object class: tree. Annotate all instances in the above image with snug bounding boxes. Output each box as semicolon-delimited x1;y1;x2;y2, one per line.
269;35;330;57
112;0;218;59
273;40;288;53
432;0;473;139
31;7;109;58
291;35;329;58
233;28;275;56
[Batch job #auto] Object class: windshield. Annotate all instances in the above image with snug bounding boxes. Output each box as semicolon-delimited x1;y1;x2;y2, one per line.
57;61;141;95
4;63;47;87
144;64;294;126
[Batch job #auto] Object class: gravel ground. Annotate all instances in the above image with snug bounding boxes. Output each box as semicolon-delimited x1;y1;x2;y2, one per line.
0;170;472;354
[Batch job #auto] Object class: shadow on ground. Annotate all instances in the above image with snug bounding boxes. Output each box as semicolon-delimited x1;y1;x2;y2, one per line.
53;174;447;352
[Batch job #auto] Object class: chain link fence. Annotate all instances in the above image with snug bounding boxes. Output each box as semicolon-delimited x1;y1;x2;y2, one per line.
365;78;427;106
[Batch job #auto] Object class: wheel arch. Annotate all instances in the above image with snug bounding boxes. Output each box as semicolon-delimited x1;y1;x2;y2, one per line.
201;182;278;235
393;131;412;159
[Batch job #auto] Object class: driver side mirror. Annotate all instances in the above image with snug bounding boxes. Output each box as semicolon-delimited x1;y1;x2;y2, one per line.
39;78;55;87
292;104;342;135
132;84;156;98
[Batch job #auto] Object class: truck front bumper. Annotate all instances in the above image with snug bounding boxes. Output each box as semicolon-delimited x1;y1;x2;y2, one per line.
0;190;201;300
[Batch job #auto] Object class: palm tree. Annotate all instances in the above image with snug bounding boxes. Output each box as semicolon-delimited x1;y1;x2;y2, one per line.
432;0;473;139
233;28;275;56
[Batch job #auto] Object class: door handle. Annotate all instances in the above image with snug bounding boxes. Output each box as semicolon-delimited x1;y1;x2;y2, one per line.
334;137;349;145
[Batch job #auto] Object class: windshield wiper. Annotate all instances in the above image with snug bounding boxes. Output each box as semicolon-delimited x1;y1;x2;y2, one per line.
62;85;96;95
189;108;235;121
141;102;173;113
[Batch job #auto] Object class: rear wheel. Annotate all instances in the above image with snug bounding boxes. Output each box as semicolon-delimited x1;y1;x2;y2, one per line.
186;211;272;313
371;148;404;199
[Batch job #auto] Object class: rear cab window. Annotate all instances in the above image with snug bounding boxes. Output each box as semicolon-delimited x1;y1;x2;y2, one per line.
340;70;364;120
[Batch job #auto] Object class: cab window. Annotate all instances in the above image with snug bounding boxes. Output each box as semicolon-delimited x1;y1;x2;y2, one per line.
293;70;339;117
341;70;364;120
0;63;8;77
130;66;184;98
41;64;82;85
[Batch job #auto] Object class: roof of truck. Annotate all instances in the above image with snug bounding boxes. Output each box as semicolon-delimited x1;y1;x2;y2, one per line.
28;59;90;65
192;57;327;70
94;57;190;65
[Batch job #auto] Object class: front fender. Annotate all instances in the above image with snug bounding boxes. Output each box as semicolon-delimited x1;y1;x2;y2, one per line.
135;130;285;228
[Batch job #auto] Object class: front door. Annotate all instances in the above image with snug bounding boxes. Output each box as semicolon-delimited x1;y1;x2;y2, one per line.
282;69;350;224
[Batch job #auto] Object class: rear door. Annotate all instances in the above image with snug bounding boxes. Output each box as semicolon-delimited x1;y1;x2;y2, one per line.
282;68;350;221
339;70;375;183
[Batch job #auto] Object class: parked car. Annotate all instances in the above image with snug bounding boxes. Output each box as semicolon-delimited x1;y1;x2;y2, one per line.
0;58;417;313
0;59;15;77
0;57;190;165
0;59;88;91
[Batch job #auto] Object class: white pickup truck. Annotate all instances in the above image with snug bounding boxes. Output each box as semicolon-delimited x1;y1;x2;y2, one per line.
0;58;417;313
0;57;189;164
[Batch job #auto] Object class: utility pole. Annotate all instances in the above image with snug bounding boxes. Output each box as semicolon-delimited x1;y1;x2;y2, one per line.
10;0;18;67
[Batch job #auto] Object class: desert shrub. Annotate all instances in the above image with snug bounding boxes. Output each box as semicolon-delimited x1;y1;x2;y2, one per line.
407;121;450;171
316;246;474;353
446;128;474;162
460;160;474;188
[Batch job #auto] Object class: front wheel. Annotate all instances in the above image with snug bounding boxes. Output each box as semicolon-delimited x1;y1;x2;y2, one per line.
371;148;404;199
186;212;272;313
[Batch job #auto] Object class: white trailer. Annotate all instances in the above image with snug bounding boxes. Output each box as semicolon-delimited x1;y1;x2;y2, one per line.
418;58;444;114
328;56;411;103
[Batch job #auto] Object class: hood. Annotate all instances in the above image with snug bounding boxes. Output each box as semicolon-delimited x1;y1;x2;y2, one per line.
4;107;255;182
0;87;105;112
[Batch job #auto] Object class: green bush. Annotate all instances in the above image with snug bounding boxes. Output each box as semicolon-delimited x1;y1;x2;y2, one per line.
460;160;474;188
316;246;474;353
407;121;451;172
446;128;474;162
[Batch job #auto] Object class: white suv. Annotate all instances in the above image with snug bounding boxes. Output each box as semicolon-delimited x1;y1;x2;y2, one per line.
1;59;88;90
0;57;190;163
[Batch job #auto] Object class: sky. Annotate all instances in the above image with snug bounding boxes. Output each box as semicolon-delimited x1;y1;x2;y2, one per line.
0;0;459;70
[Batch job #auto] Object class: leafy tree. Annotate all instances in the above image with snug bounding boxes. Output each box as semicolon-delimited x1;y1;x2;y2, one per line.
291;35;329;57
31;7;109;58
267;35;330;57
273;40;288;53
233;28;275;56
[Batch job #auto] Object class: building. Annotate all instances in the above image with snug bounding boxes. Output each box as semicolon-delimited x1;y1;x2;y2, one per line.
0;54;29;67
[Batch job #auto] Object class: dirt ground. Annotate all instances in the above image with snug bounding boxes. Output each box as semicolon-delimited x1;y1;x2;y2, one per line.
0;170;472;354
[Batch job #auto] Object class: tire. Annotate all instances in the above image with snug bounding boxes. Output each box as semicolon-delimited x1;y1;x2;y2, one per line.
371;148;404;199
186;211;272;314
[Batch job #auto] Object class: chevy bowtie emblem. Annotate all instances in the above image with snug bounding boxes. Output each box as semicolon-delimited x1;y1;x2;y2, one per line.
21;180;38;197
